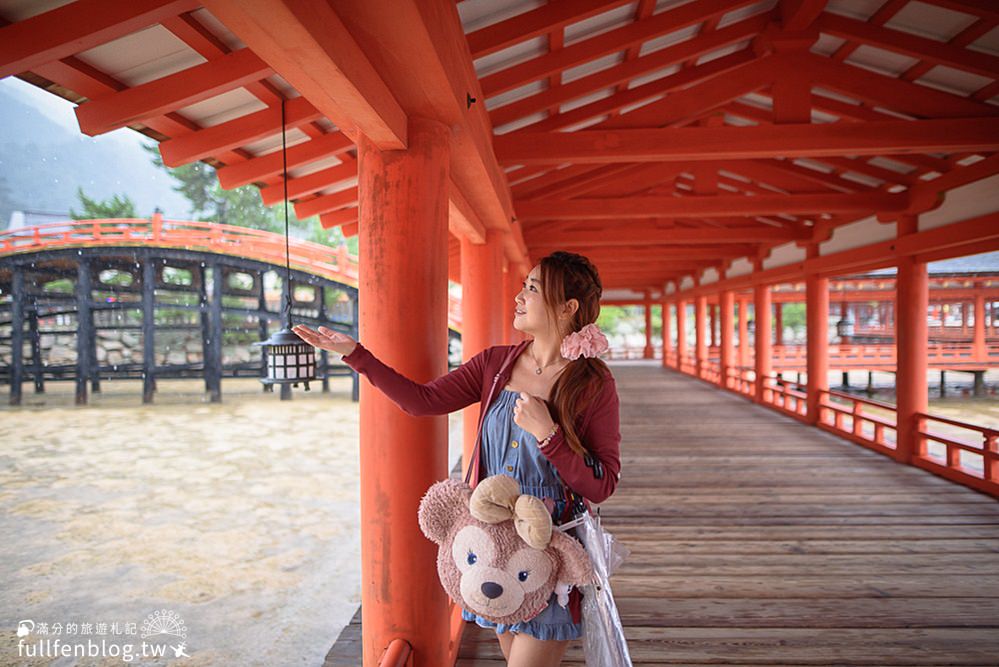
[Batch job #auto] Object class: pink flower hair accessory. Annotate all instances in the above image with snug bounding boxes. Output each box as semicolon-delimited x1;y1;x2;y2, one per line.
560;322;609;360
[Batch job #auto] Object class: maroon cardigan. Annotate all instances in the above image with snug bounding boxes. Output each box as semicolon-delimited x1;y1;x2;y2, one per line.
340;338;622;505
341;338;622;624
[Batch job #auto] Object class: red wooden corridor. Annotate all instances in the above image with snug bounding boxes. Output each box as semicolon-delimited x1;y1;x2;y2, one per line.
2;0;998;665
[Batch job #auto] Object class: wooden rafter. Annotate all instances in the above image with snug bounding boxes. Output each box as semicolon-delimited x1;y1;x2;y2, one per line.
0;0;199;78
494;118;999;164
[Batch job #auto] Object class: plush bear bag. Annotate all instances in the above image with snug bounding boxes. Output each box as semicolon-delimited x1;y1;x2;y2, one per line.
418;474;595;625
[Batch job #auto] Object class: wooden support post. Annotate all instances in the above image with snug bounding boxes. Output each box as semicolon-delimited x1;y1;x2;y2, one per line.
895;214;928;463
644;292;654;359
973;289;986;365
142;258;156;404
775;301;784;345
695;295;707;378
28;298;44;393
357;117;451;667
460;228;503;478
738;297;749;369
806;243;829;426
754;266;772;404
709;303;717;348
720;290;734;389
319;285;330;393
677;299;688;368
9;268;24;406
75;258;92;405
662;300;672;368
200;266;212;394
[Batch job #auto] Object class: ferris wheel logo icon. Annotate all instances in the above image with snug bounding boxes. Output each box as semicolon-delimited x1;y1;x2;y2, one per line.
140;609;188;640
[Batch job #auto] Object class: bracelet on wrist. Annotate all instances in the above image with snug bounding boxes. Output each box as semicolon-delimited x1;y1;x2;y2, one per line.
538;423;559;450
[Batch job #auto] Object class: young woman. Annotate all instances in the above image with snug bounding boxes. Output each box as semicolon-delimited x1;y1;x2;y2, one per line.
293;250;622;667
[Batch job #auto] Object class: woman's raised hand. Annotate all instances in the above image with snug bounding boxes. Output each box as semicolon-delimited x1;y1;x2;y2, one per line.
292;324;358;357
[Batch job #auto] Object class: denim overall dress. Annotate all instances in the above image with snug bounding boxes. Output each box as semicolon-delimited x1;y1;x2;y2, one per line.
460;388;584;641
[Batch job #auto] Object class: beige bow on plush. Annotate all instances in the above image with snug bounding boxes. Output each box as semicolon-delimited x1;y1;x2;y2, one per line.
469;475;553;549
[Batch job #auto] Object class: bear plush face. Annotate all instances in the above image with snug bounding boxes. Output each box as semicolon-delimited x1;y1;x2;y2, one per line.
418;474;593;625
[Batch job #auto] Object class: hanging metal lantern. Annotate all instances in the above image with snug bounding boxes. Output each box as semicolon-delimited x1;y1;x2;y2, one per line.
255;327;315;390
256;98;316;396
836;318;854;338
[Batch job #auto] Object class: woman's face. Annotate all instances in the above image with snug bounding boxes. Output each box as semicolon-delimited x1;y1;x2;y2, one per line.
513;265;546;334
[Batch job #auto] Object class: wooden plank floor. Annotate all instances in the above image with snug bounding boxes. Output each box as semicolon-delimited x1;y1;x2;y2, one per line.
455;361;999;666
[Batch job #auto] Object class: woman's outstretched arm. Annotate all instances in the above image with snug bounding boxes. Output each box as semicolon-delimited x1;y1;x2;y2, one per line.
293;325;490;417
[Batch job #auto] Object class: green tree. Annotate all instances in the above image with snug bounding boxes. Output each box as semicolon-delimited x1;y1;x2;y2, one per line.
143;141;334;238
69;187;137;219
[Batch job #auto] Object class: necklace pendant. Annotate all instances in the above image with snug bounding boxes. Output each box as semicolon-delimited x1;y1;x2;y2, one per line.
535;367;543;375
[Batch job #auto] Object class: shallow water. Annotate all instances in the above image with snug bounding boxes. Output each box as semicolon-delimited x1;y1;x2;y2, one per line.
0;377;463;666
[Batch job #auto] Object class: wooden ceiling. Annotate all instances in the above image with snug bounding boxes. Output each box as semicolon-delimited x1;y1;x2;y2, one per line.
2;0;997;294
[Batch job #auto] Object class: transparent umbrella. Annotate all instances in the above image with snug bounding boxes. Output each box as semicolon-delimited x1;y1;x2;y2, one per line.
559;507;633;666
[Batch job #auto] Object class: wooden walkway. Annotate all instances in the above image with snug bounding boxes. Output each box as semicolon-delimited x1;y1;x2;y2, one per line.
455;361;999;666
327;360;999;666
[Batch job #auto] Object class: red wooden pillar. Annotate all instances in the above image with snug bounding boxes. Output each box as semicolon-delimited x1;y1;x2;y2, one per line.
644;291;654;359
695;294;707;378
720;289;734;389
738;296;749;369
710;303;718;348
754;266;772;404
775;301;783;346
973;289;986;363
677;299;688;369
357;117;451;666
806;244;829;425
461;228;503;477
895;214;928;463
662;299;672;368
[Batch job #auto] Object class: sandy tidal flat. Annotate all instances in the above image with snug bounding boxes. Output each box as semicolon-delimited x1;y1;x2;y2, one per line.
0;377;463;666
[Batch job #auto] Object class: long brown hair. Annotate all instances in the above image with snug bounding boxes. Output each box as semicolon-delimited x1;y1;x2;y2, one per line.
539;251;610;458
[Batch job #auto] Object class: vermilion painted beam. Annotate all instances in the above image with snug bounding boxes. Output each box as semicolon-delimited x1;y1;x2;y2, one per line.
488;14;767;129
523;221;812;242
0;0;199;79
294;187;358;220
494;118;999;164
319;208;358;229
818;13;999;79
521;164;643;200
598;55;776;129
780;0;828;30
515;192;907;219
202;0;407;149
527;238;759;256
465;0;632;59
259;160;357;206
805;53;999;119
158;95;324;167
24;53;254;168
161;13;285;108
525;49;759;133
331;0;518;244
479;0;759;97
75;48;272;136
217;132;353;189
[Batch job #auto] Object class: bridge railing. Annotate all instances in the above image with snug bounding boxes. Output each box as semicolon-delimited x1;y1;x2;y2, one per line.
0;217;465;332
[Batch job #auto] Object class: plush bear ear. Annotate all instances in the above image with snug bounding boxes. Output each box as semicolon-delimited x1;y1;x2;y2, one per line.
549;531;595;587
418;478;472;545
